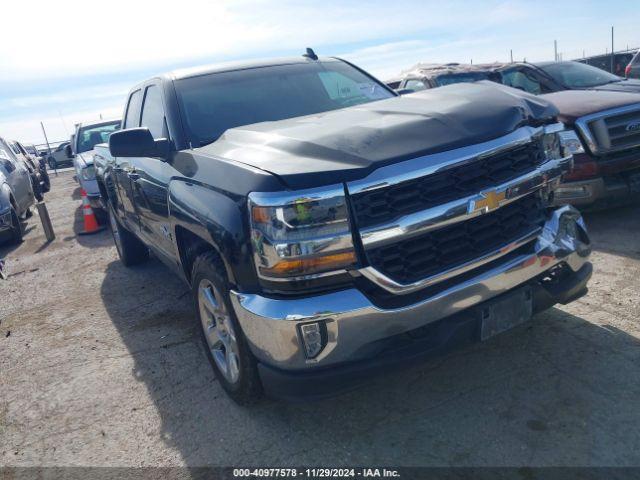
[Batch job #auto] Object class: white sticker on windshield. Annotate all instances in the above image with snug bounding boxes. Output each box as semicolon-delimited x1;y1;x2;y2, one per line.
357;82;389;100
0;149;9;161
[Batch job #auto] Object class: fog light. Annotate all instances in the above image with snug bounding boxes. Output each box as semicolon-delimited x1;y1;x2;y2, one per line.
298;321;327;359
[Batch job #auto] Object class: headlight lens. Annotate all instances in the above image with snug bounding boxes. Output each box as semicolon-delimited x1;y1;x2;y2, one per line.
557;129;585;155
81;165;96;181
542;124;563;160
248;186;357;280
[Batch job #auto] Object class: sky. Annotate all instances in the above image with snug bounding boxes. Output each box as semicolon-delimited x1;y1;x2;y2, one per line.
1;0;638;144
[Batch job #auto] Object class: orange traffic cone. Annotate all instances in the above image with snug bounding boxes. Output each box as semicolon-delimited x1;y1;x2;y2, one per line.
78;189;106;235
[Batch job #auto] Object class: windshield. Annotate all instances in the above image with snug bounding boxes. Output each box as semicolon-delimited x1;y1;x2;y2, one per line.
434;72;491;87
77;121;120;153
539;62;621;88
175;60;394;146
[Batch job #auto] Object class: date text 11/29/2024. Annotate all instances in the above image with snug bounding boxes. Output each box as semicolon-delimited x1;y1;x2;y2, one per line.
232;468;401;478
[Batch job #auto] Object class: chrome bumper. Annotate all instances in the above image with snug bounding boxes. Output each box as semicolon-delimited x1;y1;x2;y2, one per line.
553;175;640;207
230;206;591;371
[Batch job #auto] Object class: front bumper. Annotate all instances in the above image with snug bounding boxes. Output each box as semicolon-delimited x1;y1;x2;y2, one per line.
230;206;592;398
553;170;640;208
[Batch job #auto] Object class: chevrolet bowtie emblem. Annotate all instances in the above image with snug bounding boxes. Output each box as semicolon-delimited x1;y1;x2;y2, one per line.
473;190;506;213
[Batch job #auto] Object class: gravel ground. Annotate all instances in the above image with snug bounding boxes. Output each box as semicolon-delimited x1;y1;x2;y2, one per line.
1;171;639;467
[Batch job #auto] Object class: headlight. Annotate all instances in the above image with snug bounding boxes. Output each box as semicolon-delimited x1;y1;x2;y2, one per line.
248;185;357;280
541;123;563;160
81;165;96;181
557;129;585;156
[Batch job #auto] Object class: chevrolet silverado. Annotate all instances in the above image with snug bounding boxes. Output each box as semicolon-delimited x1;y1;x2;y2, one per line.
95;55;592;403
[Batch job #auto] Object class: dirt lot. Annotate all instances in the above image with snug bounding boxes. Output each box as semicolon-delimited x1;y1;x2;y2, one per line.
1;171;639;467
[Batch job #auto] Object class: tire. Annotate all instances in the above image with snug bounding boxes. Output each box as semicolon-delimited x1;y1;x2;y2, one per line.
8;206;23;244
31;175;44;202
48;158;56;170
107;204;148;266
192;251;263;404
40;170;51;193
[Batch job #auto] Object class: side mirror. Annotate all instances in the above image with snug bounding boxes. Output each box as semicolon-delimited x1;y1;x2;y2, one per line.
395;88;415;95
64;144;73;159
109;128;170;160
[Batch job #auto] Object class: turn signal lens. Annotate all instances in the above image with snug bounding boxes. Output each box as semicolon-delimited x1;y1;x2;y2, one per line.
260;252;356;277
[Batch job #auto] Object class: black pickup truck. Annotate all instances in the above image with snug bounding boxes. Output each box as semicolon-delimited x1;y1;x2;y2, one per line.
95;55;592;403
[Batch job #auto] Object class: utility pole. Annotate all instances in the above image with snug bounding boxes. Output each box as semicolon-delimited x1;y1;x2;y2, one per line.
40;121;57;176
611;26;615;73
554;40;558;62
510;49;513;63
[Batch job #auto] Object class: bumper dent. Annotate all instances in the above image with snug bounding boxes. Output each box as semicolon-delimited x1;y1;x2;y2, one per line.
230;205;591;371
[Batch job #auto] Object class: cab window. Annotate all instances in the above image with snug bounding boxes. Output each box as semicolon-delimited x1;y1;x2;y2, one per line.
124;90;143;129
404;79;427;91
140;85;165;139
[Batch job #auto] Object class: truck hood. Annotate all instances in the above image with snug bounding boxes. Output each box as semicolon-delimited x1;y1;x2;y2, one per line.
541;90;640;126
590;79;640;94
197;81;558;189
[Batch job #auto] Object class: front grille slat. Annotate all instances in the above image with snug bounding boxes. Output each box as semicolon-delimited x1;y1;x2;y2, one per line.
598;109;640;151
351;142;544;229
365;194;544;285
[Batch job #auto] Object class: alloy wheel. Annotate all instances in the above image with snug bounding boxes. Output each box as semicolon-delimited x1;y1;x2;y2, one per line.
198;278;240;384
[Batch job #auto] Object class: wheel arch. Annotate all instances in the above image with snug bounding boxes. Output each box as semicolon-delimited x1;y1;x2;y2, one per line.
169;180;257;290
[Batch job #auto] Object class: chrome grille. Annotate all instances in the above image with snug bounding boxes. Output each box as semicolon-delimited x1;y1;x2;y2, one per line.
604;110;640;150
575;104;640;155
346;125;571;294
365;194;544;284
351;142;544;228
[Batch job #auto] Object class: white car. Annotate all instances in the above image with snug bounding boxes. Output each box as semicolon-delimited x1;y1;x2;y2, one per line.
70;119;120;219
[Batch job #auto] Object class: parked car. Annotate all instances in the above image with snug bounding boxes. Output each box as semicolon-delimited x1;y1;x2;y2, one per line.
578;51;635;75
96;54;591;404
391;61;640;95
22;143;42;159
7;140;50;201
19;143;50;193
69;119;120;217
47;141;72;170
0;137;36;243
541;90;640;208
626;50;640;79
392;62;640;208
388;63;501;91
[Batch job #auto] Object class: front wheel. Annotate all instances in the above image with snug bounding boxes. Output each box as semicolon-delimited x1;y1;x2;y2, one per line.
192;251;263;404
48;158;57;170
107;204;148;266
